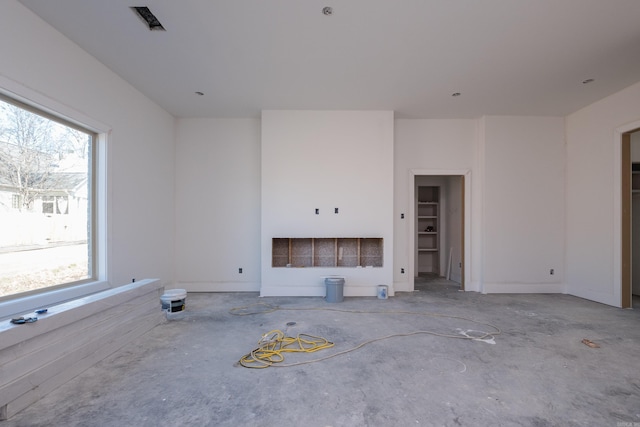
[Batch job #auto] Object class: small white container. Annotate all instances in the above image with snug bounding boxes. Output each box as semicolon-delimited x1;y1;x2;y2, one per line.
377;285;388;300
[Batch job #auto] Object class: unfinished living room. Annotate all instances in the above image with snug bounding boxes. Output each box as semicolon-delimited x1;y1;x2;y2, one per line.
2;1;640;426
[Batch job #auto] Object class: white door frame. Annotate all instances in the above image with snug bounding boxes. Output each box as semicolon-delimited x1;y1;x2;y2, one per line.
408;169;472;291
614;119;640;307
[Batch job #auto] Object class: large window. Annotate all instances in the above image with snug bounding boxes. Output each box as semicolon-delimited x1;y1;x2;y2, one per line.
0;95;95;299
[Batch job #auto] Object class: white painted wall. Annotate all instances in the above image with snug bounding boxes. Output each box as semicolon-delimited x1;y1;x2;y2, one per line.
394;119;476;291
175;119;261;291
566;81;640;306
0;2;175;290
173;115;564;298
444;176;464;284
481;116;565;293
261;110;394;296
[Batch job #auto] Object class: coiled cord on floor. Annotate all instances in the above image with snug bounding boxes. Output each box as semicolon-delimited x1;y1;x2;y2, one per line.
238;330;334;369
232;302;501;369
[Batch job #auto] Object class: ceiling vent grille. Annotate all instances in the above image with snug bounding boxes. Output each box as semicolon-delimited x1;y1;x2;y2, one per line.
131;6;166;31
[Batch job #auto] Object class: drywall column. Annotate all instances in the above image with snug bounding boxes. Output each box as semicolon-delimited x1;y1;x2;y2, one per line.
261;110;394;297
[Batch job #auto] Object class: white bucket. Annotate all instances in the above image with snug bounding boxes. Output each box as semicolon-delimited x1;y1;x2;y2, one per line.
160;289;187;314
377;285;388;300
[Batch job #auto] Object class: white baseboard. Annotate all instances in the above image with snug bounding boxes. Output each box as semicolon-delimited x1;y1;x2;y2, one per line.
260;284;393;298
176;281;261;293
178;281;397;297
565;286;618;307
260;285;325;297
465;280;482;292
482;282;565;294
393;280;412;292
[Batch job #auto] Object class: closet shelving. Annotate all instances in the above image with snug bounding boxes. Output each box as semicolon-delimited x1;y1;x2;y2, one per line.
417;186;439;275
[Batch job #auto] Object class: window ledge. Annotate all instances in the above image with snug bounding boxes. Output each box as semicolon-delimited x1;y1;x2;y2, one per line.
0;280;110;320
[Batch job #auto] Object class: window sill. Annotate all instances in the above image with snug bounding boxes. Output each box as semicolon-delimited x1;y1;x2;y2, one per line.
0;280;110;320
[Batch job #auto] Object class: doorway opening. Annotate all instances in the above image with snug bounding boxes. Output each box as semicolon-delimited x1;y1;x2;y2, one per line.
621;128;640;308
410;173;467;292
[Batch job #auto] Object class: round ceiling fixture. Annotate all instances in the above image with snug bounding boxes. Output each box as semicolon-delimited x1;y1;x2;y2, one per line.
323;6;333;16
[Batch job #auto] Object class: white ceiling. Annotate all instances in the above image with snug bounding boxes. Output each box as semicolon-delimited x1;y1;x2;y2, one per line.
18;0;640;119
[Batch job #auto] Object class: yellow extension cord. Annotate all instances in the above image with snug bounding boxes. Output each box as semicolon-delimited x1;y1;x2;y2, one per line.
238;330;335;369
232;302;502;369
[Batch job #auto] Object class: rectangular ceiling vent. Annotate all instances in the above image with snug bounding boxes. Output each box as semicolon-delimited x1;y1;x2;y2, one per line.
131;6;166;31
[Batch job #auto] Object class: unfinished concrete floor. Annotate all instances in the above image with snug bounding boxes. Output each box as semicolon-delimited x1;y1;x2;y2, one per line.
4;281;640;426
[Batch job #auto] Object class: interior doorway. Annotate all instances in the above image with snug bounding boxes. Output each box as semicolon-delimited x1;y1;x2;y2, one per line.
622;128;640;308
412;174;465;291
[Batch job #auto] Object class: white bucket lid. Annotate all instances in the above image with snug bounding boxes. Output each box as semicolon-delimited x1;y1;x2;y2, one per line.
161;288;187;300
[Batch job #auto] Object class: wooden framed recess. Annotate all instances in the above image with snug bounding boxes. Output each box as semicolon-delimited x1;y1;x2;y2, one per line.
272;238;383;268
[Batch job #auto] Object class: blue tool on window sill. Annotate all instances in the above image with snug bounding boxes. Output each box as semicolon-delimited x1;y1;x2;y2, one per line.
35;309;48;314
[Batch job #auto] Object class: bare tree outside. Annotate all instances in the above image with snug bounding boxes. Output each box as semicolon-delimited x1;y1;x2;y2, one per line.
0;103;57;210
0;98;92;298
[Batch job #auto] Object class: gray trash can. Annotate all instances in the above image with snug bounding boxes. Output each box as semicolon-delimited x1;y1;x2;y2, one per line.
325;277;344;303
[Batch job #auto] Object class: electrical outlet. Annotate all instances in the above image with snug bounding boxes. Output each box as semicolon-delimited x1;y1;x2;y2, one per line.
239;268;243;274
401;213;404;219
315;208;319;215
401;268;405;274
335;208;339;214
550;268;554;275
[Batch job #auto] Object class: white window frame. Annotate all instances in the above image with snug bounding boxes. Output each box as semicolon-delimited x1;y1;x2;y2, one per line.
0;79;110;319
